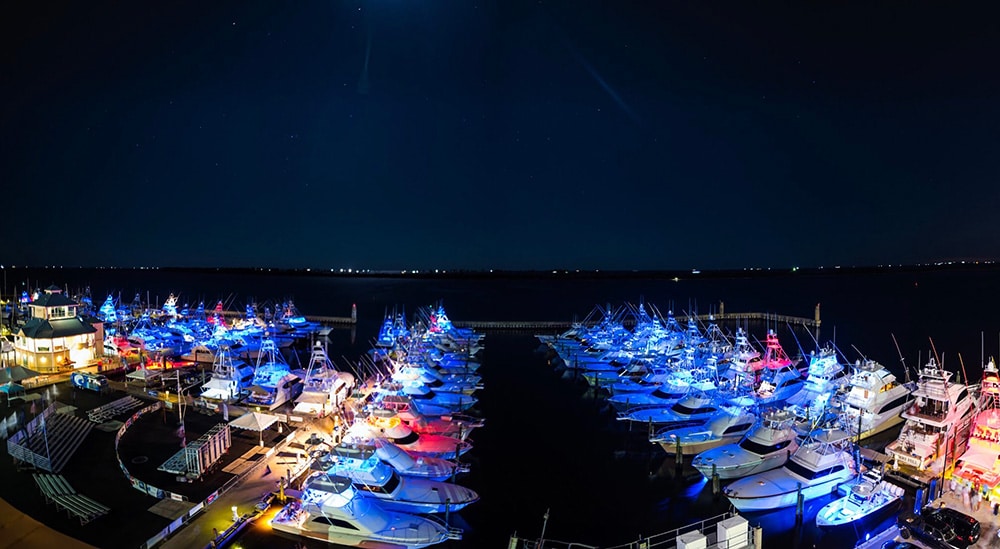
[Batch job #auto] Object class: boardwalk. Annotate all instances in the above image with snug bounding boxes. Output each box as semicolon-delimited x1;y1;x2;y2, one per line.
454;311;821;331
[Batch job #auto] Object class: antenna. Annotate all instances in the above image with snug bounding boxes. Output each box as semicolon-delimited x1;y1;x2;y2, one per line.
850;344;868;362
890;333;911;384
928;337;941;366
958;353;969;387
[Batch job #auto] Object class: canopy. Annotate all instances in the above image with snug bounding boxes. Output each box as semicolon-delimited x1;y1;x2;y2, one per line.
0;366;40;384
229;411;278;432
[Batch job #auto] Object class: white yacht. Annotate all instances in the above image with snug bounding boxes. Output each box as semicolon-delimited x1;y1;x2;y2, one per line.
619;388;720;425
884;358;974;477
652;405;757;456
952;359;1000;491
815;468;904;532
784;345;848;409
835;359;915;440
316;447;479;514
270;473;461;548
351;408;471;460
692;407;800;480
199;345;254;402
723;428;856;511
293;341;355;417
245;337;302;410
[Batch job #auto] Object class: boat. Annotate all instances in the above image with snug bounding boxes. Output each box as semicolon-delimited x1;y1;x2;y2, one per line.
351;408;471;460
373;439;469;481
292;341;355;417
723;428;856;511
245;337;302;410
950;358;1000;493
270;473;461;548
834;359;915;440
692;407;801;480
316;447;479;514
751;331;805;405
651;405;757;456
199;345;255;402
815;467;904;532
784;344;849;409
618;386;720;425
884;357;974;478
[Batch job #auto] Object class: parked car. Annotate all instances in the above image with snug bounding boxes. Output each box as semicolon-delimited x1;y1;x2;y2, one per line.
898;505;980;549
922;506;980;547
898;510;959;549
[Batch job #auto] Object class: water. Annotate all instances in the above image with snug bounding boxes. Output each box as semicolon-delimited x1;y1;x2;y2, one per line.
9;265;1000;548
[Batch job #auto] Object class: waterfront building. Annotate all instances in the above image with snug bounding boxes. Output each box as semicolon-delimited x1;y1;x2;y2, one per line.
12;285;103;373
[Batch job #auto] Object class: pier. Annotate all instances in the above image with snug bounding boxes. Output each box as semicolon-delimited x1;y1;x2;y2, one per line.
454;310;821;331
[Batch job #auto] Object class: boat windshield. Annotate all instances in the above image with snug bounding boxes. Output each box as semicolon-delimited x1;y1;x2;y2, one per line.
785;460;844;481
738;437;792;456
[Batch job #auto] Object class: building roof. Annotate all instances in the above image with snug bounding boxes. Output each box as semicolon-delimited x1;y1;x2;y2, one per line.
19;318;97;339
30;291;78;308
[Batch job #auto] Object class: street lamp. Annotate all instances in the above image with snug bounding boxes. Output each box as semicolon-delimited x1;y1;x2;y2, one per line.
231;505;239;522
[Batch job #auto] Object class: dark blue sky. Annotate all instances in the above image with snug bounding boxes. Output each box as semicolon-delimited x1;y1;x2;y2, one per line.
4;2;999;270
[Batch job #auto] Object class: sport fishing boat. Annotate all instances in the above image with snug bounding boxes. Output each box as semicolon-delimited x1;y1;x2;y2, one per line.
692;407;800;480
618;387;720;425
723;428;856;511
293;341;355;417
784;345;848;409
751;331;805;405
270;473;461;548
316;446;479;514
815;467;904;532
245;337;302;410
652;405;757;456
351;408;472;460
884;357;974;478
199;345;254;402
834;359;915;440
950;358;1000;492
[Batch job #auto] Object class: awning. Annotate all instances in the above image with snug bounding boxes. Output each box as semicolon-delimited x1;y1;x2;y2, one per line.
229;411;279;432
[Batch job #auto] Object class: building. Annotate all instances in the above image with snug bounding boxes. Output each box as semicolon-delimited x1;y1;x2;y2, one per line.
13;285;104;373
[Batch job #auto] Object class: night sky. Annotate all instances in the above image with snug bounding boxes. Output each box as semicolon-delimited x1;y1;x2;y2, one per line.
4;2;999;271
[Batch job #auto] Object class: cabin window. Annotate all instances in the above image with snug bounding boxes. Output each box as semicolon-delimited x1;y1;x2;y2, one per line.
723;423;753;435
878;395;911;415
739;438;792;455
312;516;359;529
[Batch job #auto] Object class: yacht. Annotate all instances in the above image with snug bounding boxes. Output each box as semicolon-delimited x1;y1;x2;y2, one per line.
374;439;469;482
784;345;848;409
270;473;461;548
199;345;255;402
752;331;805;405
815;468;904;532
884;358;974;478
619;388;720;425
292;341;355;417
352;408;471;460
317;447;479;514
834;359;915;440
950;359;1000;491
723;428;856;511
245;337;302;410
652;405;757;456
692;407;800;480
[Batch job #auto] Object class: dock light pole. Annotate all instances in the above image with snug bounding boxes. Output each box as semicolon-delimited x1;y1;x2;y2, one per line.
538;508;550;547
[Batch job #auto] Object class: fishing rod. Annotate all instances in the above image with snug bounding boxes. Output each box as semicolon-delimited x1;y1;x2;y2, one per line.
890;333;911;384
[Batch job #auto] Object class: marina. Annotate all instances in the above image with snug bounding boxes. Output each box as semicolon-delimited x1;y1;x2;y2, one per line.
1;268;1000;548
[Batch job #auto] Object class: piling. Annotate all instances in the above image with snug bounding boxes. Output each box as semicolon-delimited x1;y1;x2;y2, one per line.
711;464;720;497
674;436;683;467
914;488;924;514
928;478;937;504
795;482;804;522
444;498;451;527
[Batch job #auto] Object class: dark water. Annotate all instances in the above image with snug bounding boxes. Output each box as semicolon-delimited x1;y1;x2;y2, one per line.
11;266;1000;548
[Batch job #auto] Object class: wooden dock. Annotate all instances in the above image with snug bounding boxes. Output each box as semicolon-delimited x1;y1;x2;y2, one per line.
218;310;356;325
454;311;820;331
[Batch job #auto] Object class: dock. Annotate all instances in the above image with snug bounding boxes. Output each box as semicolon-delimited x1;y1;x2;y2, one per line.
455;310;821;331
